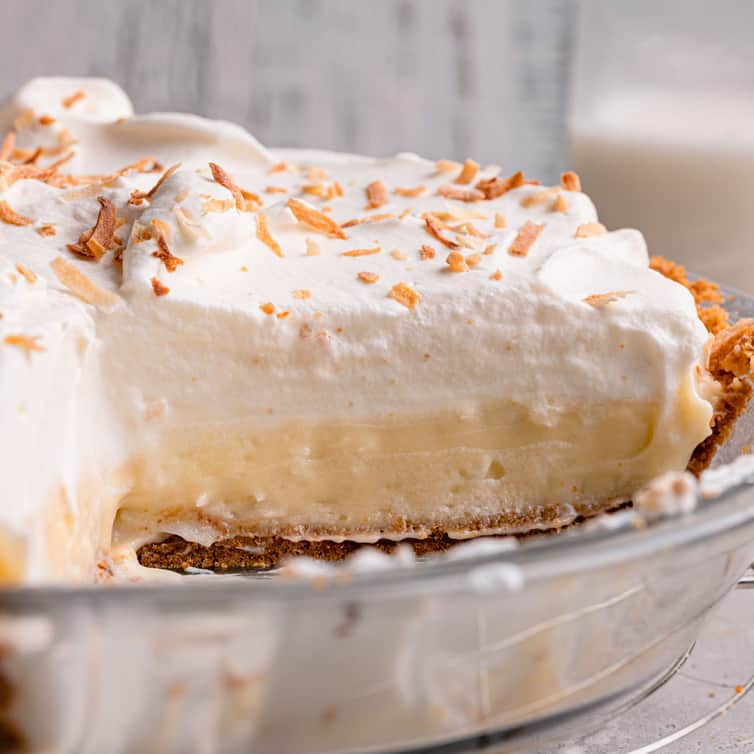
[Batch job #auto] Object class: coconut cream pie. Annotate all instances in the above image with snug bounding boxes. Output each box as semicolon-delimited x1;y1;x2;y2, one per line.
0;77;752;582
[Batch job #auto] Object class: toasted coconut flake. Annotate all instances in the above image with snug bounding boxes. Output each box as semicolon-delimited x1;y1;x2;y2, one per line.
240;188;262;210
341;213;395;228
446;251;469;273
7;146;29;163
0;132;14;161
302;182;330;199
116;157;163;177
151;277;170;297
509;220;544;257
483;243;496;255
583;290;633;308
425;215;460;249
256;213;283;257
202;198;234;213
450;221;488;239
520;187;559;208
357;271;379;284
489;268;503;281
287;197;347;239
552;193;568;212
152;235;184;272
4;334;44;353
391;249;408;261
0;200;33;226
437;184;484;202
420;244;436;260
305;238;320;256
15;263;36;284
455;159;480;185
129;163;181;205
265;185;288;194
342;246;381;257
260;302;276;315
476;171;525;200
574;222;606;239
7;145;29;162
389;282;421;309
50;257;120;307
293;289;312;300
20;146;44;165
209;162;246;210
267;162;289;175
38;114;56;126
435;159;461;173
276;310;290;319
466;253;481;267
67;196;117;260
560;171;581;192
62;90;86;109
302;181;343;201
394;185;427;197
37;223;57;237
366;180;388;209
3;154;74;189
46;149;76;170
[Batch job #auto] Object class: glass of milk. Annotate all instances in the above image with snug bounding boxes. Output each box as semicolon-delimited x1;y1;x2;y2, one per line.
568;1;754;291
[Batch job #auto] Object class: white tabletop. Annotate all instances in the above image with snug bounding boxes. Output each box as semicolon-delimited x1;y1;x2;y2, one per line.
553;584;754;754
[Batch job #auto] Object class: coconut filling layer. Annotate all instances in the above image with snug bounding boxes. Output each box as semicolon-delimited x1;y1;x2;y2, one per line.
0;381;708;583
109;376;711;555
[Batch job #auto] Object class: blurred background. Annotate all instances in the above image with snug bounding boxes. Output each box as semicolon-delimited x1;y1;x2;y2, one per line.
0;0;574;177
1;0;753;288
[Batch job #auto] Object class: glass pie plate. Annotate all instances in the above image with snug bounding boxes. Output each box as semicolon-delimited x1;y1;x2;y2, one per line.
0;286;752;754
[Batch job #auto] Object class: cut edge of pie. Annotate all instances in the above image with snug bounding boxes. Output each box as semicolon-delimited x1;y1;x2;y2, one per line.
136;258;754;571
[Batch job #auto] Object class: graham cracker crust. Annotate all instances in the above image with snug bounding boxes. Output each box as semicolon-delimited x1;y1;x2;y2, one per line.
138;258;754;572
138;504;633;572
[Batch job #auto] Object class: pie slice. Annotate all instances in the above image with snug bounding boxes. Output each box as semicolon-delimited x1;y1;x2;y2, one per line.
0;78;751;582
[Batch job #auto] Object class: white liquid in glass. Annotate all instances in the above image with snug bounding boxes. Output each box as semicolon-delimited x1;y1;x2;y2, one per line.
570;91;754;291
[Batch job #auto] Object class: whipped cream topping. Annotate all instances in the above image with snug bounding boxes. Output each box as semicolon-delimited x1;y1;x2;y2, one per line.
0;78;715;581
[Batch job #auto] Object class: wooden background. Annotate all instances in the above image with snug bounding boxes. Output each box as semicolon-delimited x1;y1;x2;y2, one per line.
0;0;575;180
